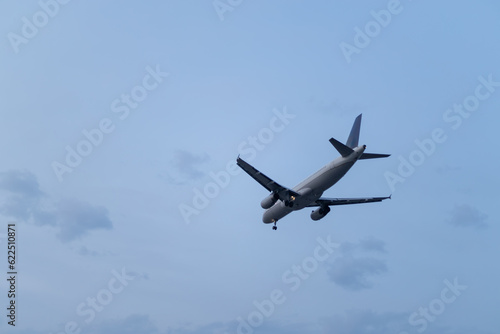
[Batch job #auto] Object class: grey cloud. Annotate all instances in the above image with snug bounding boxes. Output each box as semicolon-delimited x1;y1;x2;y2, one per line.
168;321;231;334
55;198;112;242
123;316;317;334
8;315;158;334
170;149;210;182
1;194;40;222
326;238;388;290
78;246;102;257
79;315;223;334
0;170;112;242
340;236;387;254
447;204;488;229
436;164;461;175
14;312;495;334
84;314;158;334
76;314;317;334
244;320;321;334
359;237;387;253
78;246;116;257
127;270;150;280
0;170;45;221
320;310;407;334
80;312;492;334
326;256;387;290
0;169;43;198
318;309;495;334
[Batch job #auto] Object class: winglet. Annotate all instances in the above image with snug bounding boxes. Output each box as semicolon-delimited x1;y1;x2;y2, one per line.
329;137;354;157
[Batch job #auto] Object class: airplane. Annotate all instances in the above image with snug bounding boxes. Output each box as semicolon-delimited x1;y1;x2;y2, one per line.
236;114;391;230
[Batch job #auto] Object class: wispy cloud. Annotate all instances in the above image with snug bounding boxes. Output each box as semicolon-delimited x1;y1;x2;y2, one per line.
0;170;43;197
55;198;112;241
340;236;387;254
78;246;107;257
85;314;158;334
326;256;387;290
85;314;318;334
320;310;407;334
0;170;45;221
447;204;488;229
325;237;387;290
319;309;495;334
0;170;113;242
57;312;498;334
436;164;461;175
164;150;210;184
14;312;495;334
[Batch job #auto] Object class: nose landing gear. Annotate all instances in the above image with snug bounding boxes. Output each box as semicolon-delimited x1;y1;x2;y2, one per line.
272;220;278;230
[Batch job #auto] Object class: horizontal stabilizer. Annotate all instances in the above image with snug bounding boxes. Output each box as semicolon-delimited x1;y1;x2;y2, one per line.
329;137;354;157
359;153;391;160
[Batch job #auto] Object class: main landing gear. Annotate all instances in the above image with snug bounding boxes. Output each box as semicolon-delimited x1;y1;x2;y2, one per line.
272;220;278;230
284;195;295;208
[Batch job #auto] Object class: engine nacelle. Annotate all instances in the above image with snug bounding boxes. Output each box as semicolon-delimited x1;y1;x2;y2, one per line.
261;193;279;209
310;206;331;221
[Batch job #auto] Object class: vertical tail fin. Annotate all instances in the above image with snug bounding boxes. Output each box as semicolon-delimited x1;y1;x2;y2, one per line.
346;114;362;148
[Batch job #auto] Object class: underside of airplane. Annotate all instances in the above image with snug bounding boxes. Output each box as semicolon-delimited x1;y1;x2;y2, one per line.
237;114;391;230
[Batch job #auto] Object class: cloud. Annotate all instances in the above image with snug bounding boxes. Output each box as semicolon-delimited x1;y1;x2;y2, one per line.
0;169;44;221
340;236;387;254
326;256;387;290
84;314;158;334
14;312;495;334
82;315;319;334
325;237;388;290
0;170;43;196
172;150;210;180
436;164;461;175
319;309;496;334
76;312;495;334
78;246;103;257
320;310;407;334
77;245;115;257
447;204;488;229
0;169;112;242
55;198;112;242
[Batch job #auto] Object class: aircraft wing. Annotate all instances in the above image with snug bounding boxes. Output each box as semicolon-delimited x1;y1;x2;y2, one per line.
307;195;391;207
236;156;300;197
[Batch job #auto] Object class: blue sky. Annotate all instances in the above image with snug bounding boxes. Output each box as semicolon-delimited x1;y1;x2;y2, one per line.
0;1;499;333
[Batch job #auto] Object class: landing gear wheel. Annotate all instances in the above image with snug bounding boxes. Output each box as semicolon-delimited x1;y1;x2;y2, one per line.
272;221;278;230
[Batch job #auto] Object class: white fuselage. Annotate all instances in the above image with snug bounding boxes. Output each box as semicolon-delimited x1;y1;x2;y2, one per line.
262;145;366;223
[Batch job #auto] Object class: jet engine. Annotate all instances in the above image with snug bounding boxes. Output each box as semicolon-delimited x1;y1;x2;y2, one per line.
310;206;331;221
261;193;279;209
